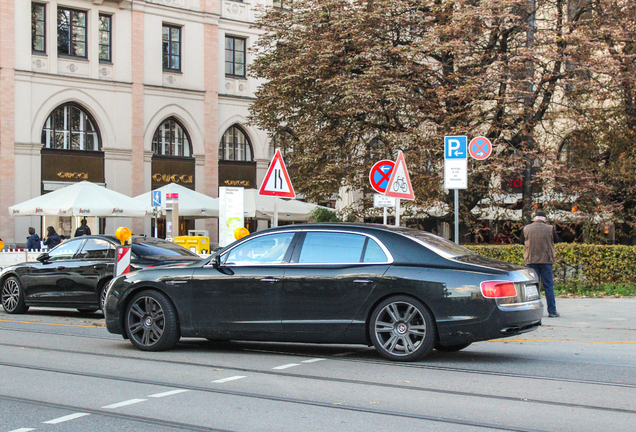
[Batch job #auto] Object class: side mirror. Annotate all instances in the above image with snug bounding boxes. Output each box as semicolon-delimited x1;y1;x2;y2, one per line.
36;252;50;262
210;254;220;268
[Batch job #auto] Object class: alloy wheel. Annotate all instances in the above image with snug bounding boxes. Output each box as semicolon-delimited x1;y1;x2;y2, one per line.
373;301;427;357
2;279;20;312
127;296;166;347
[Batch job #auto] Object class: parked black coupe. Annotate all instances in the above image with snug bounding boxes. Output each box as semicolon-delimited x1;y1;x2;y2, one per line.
1;235;201;314
104;224;543;361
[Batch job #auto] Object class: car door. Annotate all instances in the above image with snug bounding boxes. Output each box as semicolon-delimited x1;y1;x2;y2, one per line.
281;231;392;333
73;238;116;304
21;239;86;303
189;231;298;333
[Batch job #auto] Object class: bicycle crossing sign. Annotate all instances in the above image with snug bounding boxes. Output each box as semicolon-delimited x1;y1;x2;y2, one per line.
259;149;296;198
384;151;415;200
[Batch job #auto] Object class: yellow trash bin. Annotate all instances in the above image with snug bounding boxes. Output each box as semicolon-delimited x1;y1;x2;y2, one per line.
174;236;210;254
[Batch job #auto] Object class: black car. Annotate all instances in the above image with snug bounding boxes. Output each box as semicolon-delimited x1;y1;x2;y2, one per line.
1;235;201;314
105;224;543;362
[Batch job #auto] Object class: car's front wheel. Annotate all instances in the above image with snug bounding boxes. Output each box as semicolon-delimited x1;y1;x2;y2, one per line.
369;296;435;362
1;276;29;314
125;290;180;351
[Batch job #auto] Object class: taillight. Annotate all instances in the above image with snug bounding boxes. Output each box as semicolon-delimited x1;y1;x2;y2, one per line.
480;281;517;298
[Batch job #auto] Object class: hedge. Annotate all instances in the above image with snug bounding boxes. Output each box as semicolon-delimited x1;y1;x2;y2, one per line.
465;244;636;295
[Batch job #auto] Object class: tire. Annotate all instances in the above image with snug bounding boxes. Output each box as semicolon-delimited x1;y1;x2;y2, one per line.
125;290;180;351
77;308;99;313
369;295;435;362
99;285;108;311
435;342;472;352
1;276;29;314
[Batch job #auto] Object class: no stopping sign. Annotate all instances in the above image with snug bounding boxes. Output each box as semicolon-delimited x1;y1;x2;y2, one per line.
369;160;395;193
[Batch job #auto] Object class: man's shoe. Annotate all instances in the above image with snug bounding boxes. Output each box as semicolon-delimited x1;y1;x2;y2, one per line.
548;312;560;318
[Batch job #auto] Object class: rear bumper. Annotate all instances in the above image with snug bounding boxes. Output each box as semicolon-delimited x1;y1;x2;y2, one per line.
437;299;543;346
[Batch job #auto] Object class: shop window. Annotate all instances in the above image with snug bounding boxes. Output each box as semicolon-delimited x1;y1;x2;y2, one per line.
219;126;253;161
32;3;46;54
162;24;181;71
58;7;87;58
225;36;246;77
41;104;101;151
99;14;112;63
152;118;192;157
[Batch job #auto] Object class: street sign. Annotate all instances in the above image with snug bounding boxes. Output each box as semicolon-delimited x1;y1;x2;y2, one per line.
444;159;468;189
152;190;161;207
469;136;493;160
369;160;395;193
259;149;296;198
374;194;395;208
444;136;468;159
385;151;415;200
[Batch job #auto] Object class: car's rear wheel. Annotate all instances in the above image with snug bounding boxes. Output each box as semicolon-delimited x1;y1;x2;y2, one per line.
435;342;472;352
2;276;29;314
99;285;108;311
125;290;180;351
369;296;435;362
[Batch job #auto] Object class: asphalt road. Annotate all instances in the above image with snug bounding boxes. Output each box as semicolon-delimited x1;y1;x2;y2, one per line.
1;298;635;432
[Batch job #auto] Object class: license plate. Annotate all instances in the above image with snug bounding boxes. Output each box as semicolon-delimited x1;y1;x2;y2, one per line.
525;284;539;299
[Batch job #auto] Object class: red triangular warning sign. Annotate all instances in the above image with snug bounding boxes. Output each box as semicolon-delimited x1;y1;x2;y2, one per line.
259;149;296;198
384;150;415;200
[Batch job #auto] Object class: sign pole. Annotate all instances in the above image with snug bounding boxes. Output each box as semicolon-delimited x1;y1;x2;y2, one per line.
395;199;400;227
383;207;387;225
274;197;279;228
454;189;459;244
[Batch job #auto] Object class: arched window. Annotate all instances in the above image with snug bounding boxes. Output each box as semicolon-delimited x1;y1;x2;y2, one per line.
152;118;192;157
219;125;253;161
41;103;100;151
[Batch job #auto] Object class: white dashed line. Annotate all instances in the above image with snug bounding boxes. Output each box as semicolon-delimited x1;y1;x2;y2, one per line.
212;375;247;383
301;358;325;363
272;363;300;370
102;399;147;409
148;389;190;398
8;428;36;432
43;412;90;424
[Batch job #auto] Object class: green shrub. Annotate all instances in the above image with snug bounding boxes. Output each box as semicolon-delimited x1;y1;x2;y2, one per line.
466;244;636;296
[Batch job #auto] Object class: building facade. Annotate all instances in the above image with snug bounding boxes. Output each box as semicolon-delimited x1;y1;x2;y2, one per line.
0;0;273;245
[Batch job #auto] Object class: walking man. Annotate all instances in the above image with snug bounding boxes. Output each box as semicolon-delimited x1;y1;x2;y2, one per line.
520;211;560;317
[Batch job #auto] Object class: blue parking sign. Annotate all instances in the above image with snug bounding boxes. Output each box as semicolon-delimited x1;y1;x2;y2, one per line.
444;136;468;159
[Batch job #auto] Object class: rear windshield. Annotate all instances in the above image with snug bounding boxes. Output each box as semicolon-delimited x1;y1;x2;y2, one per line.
131;238;200;259
402;231;475;258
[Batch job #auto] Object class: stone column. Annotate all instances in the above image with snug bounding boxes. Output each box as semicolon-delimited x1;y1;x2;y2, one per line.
0;0;16;243
203;1;219;243
130;7;145;234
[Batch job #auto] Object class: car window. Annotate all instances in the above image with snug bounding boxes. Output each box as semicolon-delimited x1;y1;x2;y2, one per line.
298;232;366;264
403;230;475;258
225;232;295;265
363;238;388;263
47;239;84;262
77;239;115;259
131;238;199;258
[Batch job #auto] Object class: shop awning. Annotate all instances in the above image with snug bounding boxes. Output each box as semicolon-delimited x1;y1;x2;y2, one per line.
243;189;334;221
9;181;150;217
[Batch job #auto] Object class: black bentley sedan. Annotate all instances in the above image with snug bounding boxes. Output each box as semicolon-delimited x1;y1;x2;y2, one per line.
104;224;543;362
1;235;201;315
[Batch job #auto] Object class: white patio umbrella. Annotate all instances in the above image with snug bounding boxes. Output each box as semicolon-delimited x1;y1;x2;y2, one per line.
134;183;219;218
242;189;333;221
9;181;149;217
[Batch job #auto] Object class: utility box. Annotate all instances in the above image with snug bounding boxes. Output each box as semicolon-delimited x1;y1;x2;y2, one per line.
174;236;211;254
188;230;209;237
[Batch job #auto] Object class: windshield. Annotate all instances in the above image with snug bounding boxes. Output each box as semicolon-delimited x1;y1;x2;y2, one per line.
131;238;200;258
402;230;475;258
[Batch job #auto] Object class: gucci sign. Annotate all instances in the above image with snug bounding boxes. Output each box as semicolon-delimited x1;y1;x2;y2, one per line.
152;174;193;184
57;172;89;180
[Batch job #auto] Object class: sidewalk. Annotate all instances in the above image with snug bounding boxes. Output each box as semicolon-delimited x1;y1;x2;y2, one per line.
518;297;636;342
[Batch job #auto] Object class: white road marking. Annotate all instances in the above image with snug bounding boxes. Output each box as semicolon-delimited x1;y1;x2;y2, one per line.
272;363;300;370
8;429;36;432
43;412;90;424
102;399;147;409
212;375;247;383
148;389;190;398
301;358;325;363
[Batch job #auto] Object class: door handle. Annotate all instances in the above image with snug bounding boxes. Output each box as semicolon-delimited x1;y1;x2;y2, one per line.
353;279;373;284
165;280;188;285
56;266;66;271
260;278;280;283
94;264;107;270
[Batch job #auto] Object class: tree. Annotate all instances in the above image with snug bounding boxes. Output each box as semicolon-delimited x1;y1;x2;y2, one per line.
250;0;608;227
